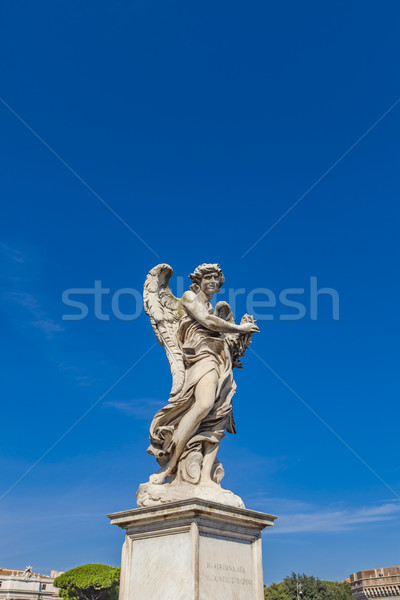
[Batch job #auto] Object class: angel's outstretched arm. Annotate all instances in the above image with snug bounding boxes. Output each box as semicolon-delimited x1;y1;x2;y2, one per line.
182;292;258;334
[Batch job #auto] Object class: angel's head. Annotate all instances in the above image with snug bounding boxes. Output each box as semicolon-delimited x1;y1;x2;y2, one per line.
189;263;225;299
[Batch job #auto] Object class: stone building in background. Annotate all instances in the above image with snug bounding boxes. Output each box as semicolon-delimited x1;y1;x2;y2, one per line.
350;566;400;599
0;567;62;600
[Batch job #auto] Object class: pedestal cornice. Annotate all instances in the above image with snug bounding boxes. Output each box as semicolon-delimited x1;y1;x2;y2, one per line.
108;498;276;531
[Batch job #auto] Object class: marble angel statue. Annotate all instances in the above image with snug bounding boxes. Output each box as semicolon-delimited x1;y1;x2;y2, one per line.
136;263;259;508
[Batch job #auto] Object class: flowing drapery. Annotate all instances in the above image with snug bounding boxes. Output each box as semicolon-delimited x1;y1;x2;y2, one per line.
147;307;236;467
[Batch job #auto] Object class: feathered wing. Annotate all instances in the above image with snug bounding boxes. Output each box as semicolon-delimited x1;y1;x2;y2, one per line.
215;301;255;368
143;264;185;396
215;301;235;323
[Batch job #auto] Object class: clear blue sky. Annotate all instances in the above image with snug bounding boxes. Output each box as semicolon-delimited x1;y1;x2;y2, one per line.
1;0;399;586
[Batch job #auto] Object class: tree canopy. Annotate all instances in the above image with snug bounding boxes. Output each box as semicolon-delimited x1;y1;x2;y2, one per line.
264;573;352;600
54;564;121;600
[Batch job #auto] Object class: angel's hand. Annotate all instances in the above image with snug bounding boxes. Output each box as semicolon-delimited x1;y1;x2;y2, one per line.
239;322;259;334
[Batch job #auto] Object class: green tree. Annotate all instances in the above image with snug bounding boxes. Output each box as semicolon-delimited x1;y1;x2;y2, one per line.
264;581;291;600
323;580;352;600
54;564;120;600
265;573;352;600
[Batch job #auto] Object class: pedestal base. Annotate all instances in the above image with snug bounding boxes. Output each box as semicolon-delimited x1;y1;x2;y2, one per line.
108;499;277;600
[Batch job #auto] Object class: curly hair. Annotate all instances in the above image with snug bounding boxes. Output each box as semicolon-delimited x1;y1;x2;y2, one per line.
188;263;225;293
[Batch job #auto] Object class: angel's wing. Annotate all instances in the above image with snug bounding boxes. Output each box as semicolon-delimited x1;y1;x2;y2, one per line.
215;301;235;323
143;264;185;396
215;301;255;369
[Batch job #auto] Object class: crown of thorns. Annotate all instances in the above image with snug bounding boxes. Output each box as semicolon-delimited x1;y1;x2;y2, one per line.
189;263;225;287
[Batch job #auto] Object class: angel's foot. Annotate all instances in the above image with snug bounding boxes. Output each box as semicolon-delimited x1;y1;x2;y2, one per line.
149;465;171;485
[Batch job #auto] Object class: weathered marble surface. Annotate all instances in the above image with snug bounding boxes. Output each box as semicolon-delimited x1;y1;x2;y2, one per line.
108;499;277;600
139;263;258;507
136;480;245;509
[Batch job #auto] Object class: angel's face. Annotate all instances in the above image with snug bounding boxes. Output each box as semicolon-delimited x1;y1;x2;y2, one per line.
200;272;221;298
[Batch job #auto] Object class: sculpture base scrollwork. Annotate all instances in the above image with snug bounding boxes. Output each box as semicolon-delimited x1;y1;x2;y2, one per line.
136;480;245;509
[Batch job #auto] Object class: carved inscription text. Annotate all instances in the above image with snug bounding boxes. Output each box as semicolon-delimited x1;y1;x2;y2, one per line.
205;562;252;586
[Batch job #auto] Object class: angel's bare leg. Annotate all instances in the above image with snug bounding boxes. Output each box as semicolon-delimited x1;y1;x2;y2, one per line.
149;371;218;484
199;441;220;487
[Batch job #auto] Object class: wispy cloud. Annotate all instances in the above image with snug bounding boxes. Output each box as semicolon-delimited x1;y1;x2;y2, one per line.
57;361;104;387
5;291;40;309
247;493;313;513
32;319;64;335
0;243;112;388
1;245;64;339
3;290;64;338
105;398;162;419
1;243;25;264
262;500;400;534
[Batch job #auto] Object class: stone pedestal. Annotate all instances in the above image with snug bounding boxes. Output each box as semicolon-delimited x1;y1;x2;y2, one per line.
108;499;276;600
